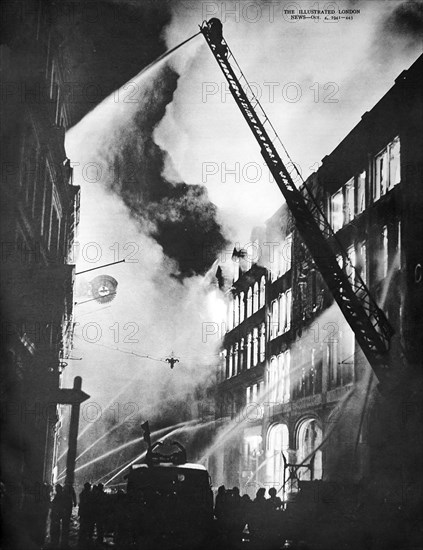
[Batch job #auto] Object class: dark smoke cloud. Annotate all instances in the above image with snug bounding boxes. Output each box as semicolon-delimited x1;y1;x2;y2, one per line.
385;1;423;39
54;1;227;277
102;62;228;277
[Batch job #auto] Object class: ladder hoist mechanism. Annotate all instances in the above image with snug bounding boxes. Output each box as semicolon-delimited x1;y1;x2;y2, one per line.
200;19;396;389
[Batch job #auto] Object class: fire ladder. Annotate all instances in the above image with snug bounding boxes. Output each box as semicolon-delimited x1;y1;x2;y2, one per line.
200;20;395;387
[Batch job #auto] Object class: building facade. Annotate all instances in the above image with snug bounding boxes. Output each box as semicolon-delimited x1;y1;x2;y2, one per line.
211;54;423;508
0;1;80;545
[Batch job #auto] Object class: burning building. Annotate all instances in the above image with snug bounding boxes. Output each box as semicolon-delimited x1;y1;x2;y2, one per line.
210;52;423;514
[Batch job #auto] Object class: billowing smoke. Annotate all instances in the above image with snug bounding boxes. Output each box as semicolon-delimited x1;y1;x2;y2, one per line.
157;0;423;244
60;22;229;484
385;1;423;42
58;0;421;486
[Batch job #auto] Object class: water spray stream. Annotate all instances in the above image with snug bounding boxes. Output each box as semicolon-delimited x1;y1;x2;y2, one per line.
130;31;201;82
103;418;217;487
56;421;197;482
57;378;136;464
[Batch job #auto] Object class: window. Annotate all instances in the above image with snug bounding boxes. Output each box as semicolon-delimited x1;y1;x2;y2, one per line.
244;426;263;473
311;349;322;395
346;245;356;282
247;287;253;317
240;338;245;371
283;350;290;403
266;424;289;491
331;190;344;232
279;293;286;334
259;276;266;307
259;323;266;362
253;282;259;313
286;289;292;330
234;342;239;375
285;234;292;273
374;148;388;199
356;171;366;214
278;233;292;276
253;328;259;366
389;137;401;188
239;291;245;323
297;420;322;480
372;137;401;201
233;261;240;282
344;178;354;223
271;300;279;339
247;333;252;369
381;226;388;279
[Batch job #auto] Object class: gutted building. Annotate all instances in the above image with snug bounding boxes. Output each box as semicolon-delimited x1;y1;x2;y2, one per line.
210;54;423;510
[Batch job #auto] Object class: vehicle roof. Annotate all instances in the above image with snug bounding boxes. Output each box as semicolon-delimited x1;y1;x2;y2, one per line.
131;463;207;471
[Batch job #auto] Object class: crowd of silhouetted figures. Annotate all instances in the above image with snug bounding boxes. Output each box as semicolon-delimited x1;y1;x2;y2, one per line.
214;485;285;546
47;482;129;548
47;481;290;549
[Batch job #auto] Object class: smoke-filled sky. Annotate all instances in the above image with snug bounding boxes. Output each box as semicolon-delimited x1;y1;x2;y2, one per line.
59;0;422;483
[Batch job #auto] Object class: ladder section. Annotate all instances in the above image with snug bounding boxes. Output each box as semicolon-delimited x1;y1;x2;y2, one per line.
200;20;394;385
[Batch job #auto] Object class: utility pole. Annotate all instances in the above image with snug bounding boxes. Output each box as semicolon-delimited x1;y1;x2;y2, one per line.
54;376;90;487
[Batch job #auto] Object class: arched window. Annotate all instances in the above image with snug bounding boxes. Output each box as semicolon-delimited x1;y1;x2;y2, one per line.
240;338;245;371
297;419;323;480
234;342;239;375
247;287;253;317
266;423;289;490
253;282;259;313
259;323;266;362
253;327;259;366
286;289;292;330
246;333;252;369
239;291;245;323
259;276;266;308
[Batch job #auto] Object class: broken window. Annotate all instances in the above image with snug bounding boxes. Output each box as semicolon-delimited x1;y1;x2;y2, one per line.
331;189;344;232
356;171;366;214
389;136;401;189
344;178;355;223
